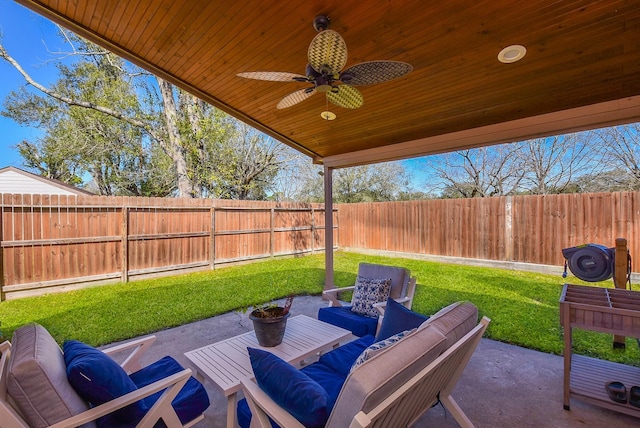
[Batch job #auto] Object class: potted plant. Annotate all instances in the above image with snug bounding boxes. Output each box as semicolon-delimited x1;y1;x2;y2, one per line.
249;295;294;347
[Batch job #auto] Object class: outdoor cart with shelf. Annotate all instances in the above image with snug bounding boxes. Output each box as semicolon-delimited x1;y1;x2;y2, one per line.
560;283;640;417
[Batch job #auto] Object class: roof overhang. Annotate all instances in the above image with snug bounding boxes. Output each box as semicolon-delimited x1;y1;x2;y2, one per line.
15;0;640;168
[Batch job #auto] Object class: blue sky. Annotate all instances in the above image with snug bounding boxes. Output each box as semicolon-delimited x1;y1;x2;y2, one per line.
0;1;434;187
0;0;70;167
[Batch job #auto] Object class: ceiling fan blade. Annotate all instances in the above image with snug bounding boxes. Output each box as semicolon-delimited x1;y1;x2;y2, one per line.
237;71;308;82
277;88;316;109
327;85;363;109
308;30;347;76
340;61;413;85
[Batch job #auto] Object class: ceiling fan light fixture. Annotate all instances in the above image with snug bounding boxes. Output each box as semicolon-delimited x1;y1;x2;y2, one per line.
313;15;330;32
237;15;412;113
321;111;336;120
498;45;526;63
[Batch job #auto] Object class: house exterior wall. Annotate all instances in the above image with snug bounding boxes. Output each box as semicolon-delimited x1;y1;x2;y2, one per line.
0;168;88;195
0;170;77;195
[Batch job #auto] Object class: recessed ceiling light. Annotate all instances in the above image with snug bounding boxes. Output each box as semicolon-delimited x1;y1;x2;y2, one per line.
498;45;527;63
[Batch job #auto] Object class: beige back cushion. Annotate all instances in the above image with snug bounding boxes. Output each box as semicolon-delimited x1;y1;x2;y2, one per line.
7;323;95;428
357;262;409;300
327;324;446;427
421;301;479;350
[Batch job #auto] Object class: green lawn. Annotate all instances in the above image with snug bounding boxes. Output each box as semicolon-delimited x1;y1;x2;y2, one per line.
1;251;638;365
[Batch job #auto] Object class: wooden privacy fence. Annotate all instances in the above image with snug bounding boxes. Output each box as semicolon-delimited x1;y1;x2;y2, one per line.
0;194;335;300
2;191;639;300
338;192;640;268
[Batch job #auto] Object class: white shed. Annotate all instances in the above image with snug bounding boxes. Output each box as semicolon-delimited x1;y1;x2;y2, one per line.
0;166;93;196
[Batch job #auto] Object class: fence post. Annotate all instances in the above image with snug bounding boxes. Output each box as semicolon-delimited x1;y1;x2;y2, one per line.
613;237;629;348
311;206;315;254
504;196;512;261
270;207;275;258
121;205;129;283
210;207;215;269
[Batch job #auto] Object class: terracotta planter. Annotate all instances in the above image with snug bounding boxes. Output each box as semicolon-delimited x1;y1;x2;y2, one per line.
249;307;290;347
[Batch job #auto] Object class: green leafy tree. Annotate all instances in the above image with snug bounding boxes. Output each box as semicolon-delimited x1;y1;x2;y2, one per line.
572;168;639;193
1;29;287;199
1;35;176;196
292;162;412;203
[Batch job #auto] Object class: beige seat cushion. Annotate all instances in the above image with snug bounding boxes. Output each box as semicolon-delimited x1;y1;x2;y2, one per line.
421;301;479;350
327;324;446;427
7;323;95;428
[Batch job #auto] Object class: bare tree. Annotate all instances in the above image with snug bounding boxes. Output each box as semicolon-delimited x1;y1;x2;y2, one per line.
427;145;524;198
209;123;295;200
270;152;315;201
516;133;595;194
591;124;640;190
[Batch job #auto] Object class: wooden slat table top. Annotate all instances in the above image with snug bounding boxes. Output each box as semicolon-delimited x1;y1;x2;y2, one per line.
561;284;640;311
184;315;351;396
560;284;640;336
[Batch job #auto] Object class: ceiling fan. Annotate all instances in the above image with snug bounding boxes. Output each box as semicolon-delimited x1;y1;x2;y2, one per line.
237;15;412;118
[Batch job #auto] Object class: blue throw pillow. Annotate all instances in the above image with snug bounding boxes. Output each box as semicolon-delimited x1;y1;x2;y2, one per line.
63;340;147;425
248;347;330;428
375;297;429;341
350;276;392;318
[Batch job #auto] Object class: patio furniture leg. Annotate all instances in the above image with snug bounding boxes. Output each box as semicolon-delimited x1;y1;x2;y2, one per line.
227;394;239;428
194;370;205;384
441;394;474;428
563;303;572;410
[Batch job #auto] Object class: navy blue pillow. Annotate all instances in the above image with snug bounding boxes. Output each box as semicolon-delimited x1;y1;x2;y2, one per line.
63;340;147;425
248;347;330;428
375;298;429;341
318;335;375;378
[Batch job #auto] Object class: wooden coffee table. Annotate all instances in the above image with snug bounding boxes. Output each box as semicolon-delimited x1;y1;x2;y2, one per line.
184;315;352;428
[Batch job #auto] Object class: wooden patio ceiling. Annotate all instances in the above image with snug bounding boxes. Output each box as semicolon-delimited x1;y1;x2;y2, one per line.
15;0;640;168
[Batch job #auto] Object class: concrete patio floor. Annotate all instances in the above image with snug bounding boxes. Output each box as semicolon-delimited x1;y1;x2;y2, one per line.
123;295;640;427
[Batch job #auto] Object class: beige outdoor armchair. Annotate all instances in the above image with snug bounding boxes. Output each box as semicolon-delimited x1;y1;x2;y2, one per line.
318;262;417;337
0;324;208;428
241;312;490;428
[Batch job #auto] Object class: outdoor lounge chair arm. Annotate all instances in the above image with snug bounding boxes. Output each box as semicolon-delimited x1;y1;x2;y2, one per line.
240;377;305;428
48;368;194;428
322;285;355;307
102;335;157;373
